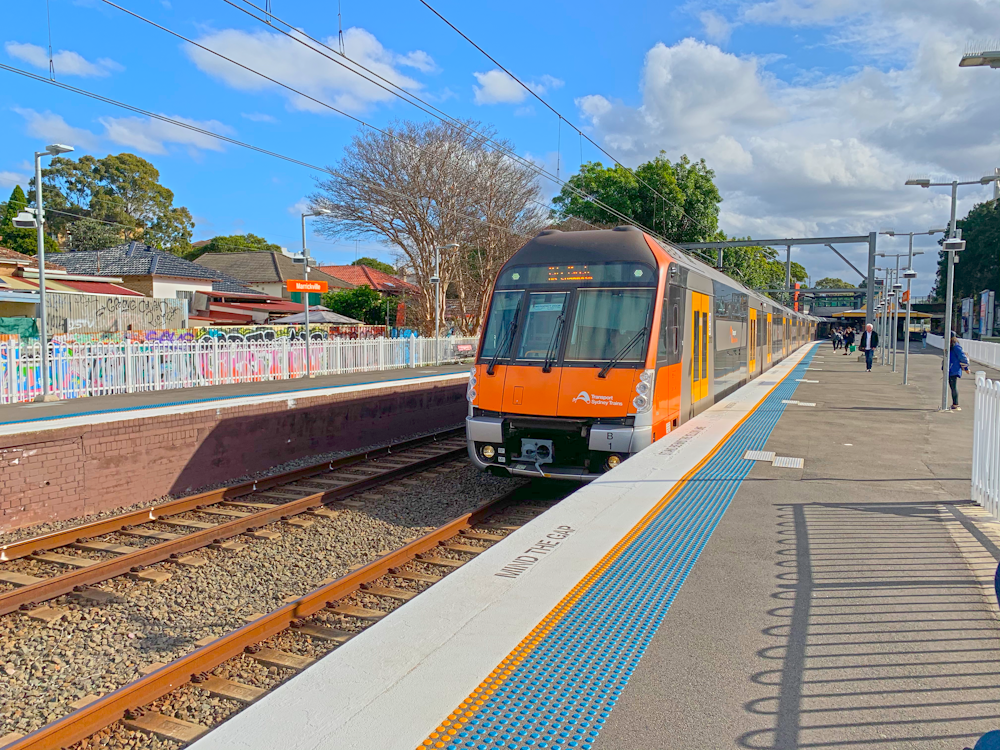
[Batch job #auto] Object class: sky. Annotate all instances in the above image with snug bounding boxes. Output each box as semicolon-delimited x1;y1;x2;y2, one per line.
2;0;999;293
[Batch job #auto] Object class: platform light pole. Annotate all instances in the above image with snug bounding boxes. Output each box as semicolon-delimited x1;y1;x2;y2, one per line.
300;208;330;378
433;243;459;366
29;143;74;402
905;176;997;410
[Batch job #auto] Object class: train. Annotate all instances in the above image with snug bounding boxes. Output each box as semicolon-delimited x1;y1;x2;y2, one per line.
465;226;818;481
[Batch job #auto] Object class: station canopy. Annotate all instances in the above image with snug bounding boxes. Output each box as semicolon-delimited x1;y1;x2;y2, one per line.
833;308;931;319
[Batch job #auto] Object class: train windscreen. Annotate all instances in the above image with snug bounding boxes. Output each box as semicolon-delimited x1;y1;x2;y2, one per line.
480;291;522;359
564;289;654;362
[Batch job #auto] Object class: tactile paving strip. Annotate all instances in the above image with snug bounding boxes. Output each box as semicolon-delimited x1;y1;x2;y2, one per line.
418;346;817;750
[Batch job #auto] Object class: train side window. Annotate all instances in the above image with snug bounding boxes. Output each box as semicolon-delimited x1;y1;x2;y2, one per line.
672;305;679;354
700;310;709;379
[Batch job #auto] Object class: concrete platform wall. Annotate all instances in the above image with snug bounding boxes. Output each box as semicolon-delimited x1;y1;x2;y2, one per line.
0;380;467;532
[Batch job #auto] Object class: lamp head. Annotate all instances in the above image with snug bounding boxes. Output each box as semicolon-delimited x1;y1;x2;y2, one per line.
438;243;460;250
903;269;918;279
880;228;895;236
45;144;74;156
11;211;37;229
905;177;931;188
928;227;948;234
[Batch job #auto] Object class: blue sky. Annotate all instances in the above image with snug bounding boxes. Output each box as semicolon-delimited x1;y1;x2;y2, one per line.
2;0;999;292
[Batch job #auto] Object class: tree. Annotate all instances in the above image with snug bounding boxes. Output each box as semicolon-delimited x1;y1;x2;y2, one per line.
322;285;387;325
551;153;722;243
934;200;1000;301
69;218;122;253
312;119;546;335
815;277;855;289
0;185;58;255
352;257;396;275
38;153;194;255
188;232;280;260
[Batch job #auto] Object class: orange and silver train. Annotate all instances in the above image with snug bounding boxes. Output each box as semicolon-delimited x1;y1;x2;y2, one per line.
466;226;817;480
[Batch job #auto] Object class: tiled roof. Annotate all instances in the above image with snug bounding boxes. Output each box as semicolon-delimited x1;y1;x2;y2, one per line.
0;245;65;271
52;280;144;297
48;241;265;297
194;252;353;289
318;264;421;295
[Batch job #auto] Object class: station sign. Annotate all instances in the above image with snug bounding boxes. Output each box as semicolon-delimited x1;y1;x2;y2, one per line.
286;279;328;293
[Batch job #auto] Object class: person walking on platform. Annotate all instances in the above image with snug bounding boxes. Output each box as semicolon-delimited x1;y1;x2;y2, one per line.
921;329;928;349
843;327;855;356
947;335;970;410
832;329;842;351
859;323;878;371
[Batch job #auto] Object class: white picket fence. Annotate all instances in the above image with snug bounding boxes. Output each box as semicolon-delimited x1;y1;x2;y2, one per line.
973;372;1000;520
927;334;1000;368
0;336;479;405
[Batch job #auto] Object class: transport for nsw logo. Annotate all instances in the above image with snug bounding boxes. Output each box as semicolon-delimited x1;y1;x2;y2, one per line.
572;391;622;407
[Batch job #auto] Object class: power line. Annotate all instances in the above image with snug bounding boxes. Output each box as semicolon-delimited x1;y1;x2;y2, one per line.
0;63;532;242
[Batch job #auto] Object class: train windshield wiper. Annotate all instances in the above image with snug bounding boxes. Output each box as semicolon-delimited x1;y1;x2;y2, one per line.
486;300;522;376
597;327;647;379
542;314;565;373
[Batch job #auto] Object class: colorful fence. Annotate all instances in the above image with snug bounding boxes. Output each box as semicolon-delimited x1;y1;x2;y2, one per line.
0;336;478;404
973;372;1000;521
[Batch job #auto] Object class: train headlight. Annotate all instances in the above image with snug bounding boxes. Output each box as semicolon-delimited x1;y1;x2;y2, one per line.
633;369;654;413
606;454;622;470
481;444;496;460
467;367;478;403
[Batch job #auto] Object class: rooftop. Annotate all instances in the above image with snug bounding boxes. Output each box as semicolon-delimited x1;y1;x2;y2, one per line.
194;252;353;290
318;264;420;295
0;246;66;271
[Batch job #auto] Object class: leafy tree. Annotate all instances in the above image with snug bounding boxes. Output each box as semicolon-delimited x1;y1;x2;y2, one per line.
934;200;1000;301
551;153;721;243
0;185;58;255
352;257;396;275
815;277;855;289
69;218;123;253
322;285;387;325
37;153;194;255
187;232;281;260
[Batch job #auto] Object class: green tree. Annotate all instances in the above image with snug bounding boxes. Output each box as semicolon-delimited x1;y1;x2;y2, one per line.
815;277;854;289
38;153;194;255
187;232;281;260
0;185;58;256
352;256;396;275
551;153;721;243
70;218;123;253
935;200;1000;301
322;285;387;325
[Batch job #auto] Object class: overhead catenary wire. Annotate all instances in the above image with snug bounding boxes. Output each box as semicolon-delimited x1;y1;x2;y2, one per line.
0;63;534;243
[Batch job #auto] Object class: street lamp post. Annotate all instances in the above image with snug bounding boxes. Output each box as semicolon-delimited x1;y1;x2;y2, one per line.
31;143;74;402
905;176;997;410
433;243;459;366
300;208;330;378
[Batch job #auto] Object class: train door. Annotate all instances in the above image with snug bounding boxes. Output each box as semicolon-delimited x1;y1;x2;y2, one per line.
748;308;757;375
766;312;773;366
653;283;683;435
691;291;710;402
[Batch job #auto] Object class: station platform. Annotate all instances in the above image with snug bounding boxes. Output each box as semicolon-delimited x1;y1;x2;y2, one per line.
0;366;469;533
189;343;1000;750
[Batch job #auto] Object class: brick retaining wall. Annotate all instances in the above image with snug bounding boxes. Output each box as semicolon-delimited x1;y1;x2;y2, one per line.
0;380;467;533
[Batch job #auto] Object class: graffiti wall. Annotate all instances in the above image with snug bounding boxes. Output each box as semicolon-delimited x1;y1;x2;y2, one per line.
47;292;188;335
51;324;390;345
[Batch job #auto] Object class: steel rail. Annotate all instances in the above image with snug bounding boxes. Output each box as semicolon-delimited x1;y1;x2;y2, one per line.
2;488;519;750
1;428;464;563
0;434;466;617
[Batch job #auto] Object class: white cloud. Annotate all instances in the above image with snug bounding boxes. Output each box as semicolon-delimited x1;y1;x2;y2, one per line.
13;108;101;150
100;115;233;155
241;112;278;123
699;11;733;43
0;171;28;189
12;108;233;157
575;0;1000;293
185;27;432;113
473;70;564;105
4;42;122;77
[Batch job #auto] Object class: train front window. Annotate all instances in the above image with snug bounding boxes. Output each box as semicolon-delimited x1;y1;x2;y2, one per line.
479;291;523;360
565;289;654;362
516;292;569;361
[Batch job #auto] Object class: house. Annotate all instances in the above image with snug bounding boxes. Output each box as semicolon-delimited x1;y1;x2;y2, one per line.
317;264;421;297
194;252;352;307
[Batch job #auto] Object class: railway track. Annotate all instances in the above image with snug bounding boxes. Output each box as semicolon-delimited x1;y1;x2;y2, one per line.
0;477;560;750
0;429;469;618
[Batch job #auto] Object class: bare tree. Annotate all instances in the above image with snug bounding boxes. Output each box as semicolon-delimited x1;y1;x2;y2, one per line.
311;120;545;335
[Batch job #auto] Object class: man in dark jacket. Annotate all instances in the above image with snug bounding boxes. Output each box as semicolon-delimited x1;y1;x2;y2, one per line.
843;327;855;356
859;323;878;371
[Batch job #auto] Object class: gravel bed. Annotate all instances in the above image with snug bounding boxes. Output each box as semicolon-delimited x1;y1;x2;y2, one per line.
0;425;463;544
0;465;522;737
